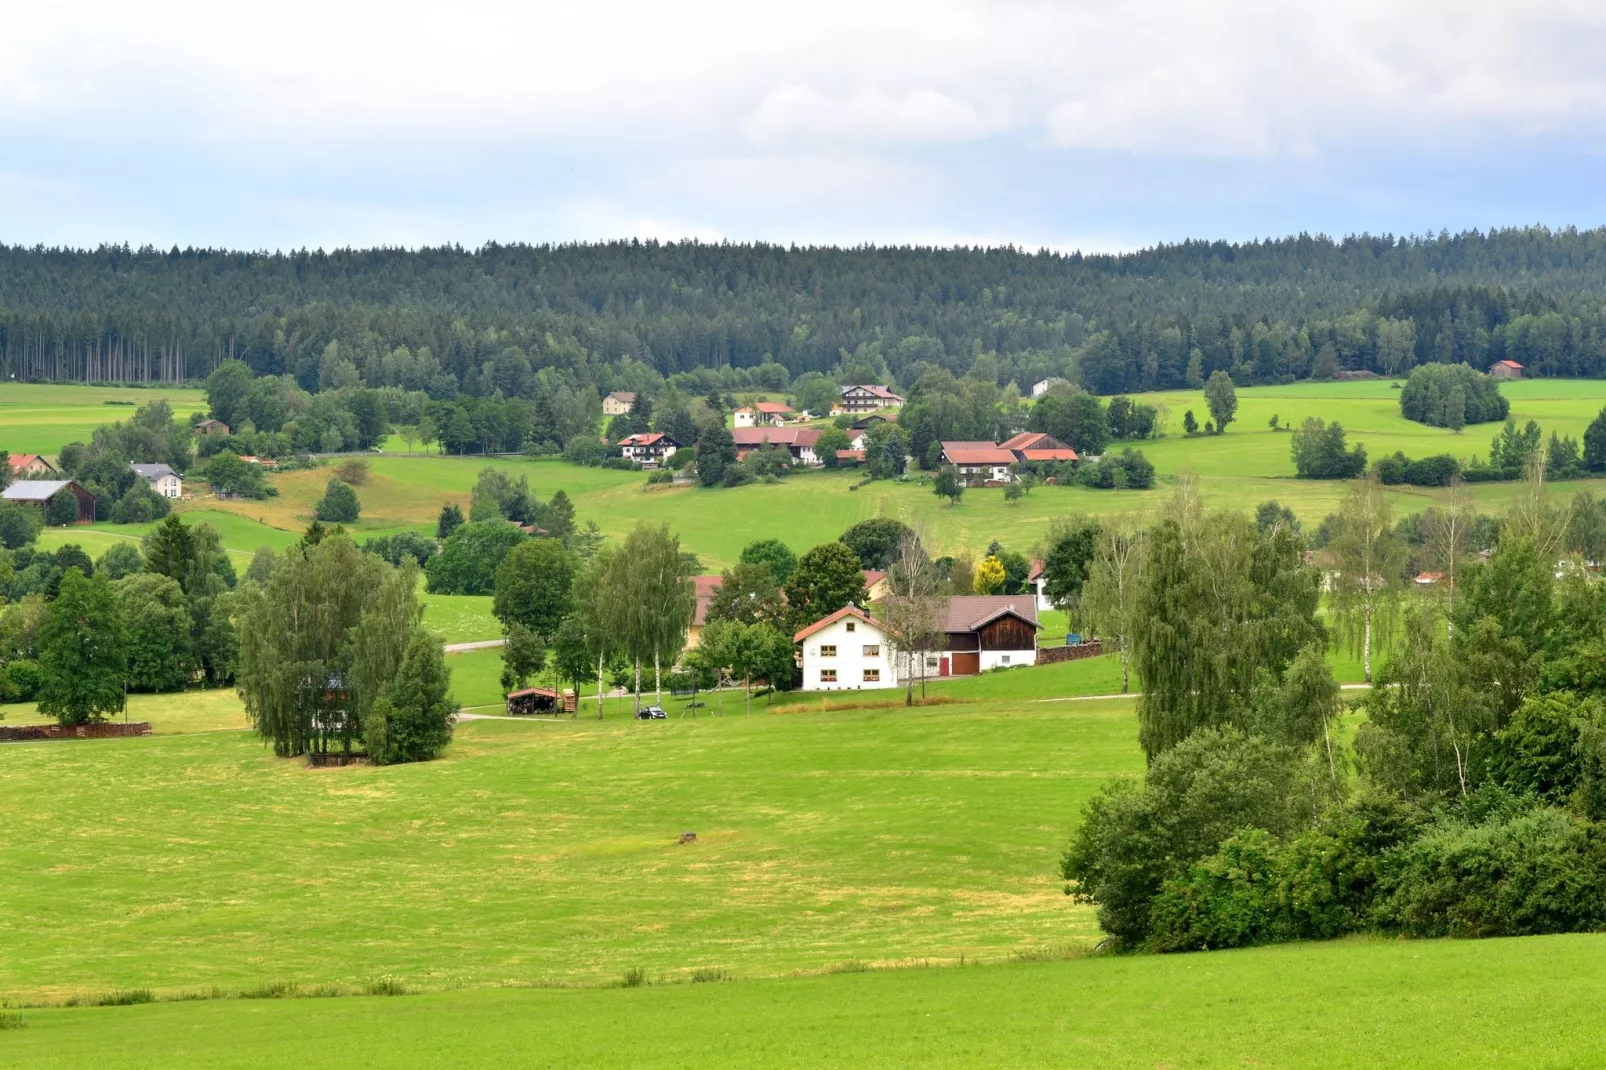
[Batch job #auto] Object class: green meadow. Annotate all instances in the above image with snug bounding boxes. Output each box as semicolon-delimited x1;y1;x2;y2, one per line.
11;932;1606;1069
17;378;1606;571
0;383;209;456
0;662;1137;1004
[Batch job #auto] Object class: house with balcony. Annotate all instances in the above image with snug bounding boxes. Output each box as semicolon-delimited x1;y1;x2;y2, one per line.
618;432;678;468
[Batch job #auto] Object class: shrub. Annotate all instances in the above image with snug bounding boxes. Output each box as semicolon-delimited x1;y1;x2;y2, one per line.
620;967;648;988
96;989;155;1007
0;501;43;549
365;975;407;996
336;459;370;485
314;477;360;523
562;434;611;467
1147;828;1283;952
1376;807;1606;938
3;660;44;704
1061;728;1314;947
46;488;80;526
111;479;171;524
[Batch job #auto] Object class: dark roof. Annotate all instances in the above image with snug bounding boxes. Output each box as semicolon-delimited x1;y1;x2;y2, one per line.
940;596;1039;633
131;462;178;479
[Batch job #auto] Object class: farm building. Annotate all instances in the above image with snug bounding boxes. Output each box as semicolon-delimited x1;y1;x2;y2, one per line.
732;427;822;466
930;596;1040;676
7;454;57;479
193;418;229;436
131;462;183;498
602;391;637;416
1;480;96;523
940;443;1017;484
1488;360;1523;379
733;402;794;427
795;605;899;691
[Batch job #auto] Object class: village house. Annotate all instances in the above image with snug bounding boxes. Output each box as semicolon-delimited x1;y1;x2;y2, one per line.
795;605;899;691
928;595;1040;677
732;427;822;466
684;574;725;650
862;570;891;601
602;391;638;416
193;418;229;436
1488;360;1523;379
2;480;97;523
733;401;794;428
1031;377;1067;398
8;454;58;479
940;442;1018;484
131;462;183;498
618;432;679;468
833;385;905;415
1026;559;1053;612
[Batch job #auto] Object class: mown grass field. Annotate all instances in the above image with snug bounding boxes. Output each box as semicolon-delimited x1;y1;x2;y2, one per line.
0;383;209;455
10;932;1606;1069
0;660;1139;1004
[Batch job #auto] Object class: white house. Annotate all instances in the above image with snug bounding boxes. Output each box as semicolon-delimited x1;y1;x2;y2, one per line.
794;605;900;691
1031;377;1067;398
1026;560;1053;612
733;402;793;428
940;443;1017;484
131;462;183;498
618;432;678;468
732;427;822;466
835;385;905;414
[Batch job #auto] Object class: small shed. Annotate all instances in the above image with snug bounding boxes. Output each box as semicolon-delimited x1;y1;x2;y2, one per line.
507;687;576;715
1489;360;1523;379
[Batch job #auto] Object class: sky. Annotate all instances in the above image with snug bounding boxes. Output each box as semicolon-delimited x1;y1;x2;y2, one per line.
5;0;1606;253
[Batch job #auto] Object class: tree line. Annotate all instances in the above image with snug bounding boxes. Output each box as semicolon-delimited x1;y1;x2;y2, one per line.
1059;469;1606;952
13;229;1606;402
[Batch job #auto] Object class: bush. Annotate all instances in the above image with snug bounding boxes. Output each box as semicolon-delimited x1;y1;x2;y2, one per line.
361;531;438;569
1374;451;1462;486
111;479;171;524
46;489;80;526
0;501;43;549
2;659;43;703
314;477;360;523
335;459;370;485
425;521;526;595
562;435;612;467
1399;363;1508;428
1061;728;1313;947
1074;448;1155;490
1376;807;1606;938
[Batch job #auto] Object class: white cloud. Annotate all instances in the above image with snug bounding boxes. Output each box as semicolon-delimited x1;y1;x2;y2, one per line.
743;86;1007;146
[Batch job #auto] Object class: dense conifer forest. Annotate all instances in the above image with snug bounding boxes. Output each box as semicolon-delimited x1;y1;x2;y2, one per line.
7;227;1606;396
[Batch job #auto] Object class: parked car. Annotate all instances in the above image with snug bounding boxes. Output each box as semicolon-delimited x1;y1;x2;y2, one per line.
636;706;668;720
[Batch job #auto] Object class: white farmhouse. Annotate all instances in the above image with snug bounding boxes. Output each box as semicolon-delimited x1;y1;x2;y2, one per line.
794;605;899;691
131;462;183;498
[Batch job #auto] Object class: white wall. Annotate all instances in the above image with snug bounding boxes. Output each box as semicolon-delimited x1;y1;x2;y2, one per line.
799;616;899;690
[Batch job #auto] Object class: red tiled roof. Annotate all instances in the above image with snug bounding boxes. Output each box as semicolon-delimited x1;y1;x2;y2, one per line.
1027;558;1045;582
7;454;46;473
1020;448;1079;462
793;604;880;643
749;401;793;414
944;448;1016;465
618;432;668;446
836;449;864;461
862;569;887;589
1493;360;1523;369
941;440;999;451
731;427;820;447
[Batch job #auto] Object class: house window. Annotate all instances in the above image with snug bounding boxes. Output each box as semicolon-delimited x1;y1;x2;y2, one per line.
863;669;880;682
845;622;856;633
925;656;939;668
863;645;880;657
819;645;837;657
820;669;837;683
1000;655;1010;665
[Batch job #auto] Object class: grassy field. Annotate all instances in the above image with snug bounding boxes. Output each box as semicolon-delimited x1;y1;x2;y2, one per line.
9;932;1606;1068
0;659;1141;1004
0;383;210;455
16;379;1606;570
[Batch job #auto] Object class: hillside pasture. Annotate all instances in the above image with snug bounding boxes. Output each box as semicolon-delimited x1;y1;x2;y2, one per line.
0;383;208;456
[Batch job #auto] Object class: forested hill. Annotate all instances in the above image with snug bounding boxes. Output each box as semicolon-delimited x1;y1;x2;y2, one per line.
6;227;1606;396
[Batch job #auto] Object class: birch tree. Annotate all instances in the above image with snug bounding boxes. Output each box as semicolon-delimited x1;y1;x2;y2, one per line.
878;527;947;706
1424;477;1475;631
1330;474;1406;684
1082;515;1148;693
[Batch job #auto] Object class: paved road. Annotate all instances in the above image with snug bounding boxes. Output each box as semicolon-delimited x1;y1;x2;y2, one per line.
443;639;505;653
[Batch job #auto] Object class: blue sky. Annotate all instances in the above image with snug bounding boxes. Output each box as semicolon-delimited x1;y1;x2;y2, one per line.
5;0;1606;252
